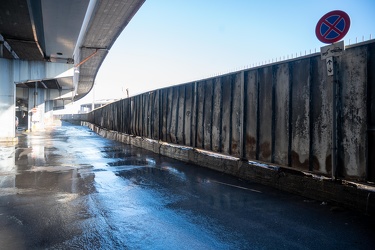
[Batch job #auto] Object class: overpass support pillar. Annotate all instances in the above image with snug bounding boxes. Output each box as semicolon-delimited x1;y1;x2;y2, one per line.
0;59;17;141
0;58;73;141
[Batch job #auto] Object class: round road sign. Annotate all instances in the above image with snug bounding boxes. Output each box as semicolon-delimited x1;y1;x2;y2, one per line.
315;10;350;44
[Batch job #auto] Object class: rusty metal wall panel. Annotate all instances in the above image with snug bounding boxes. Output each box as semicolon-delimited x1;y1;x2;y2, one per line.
115;102;120;132
212;77;222;152
141;95;146;136
98;106;103;127
139;95;144;136
152;90;160;140
130;98;136;135
148;93;153;138
144;93;150;137
103;106;108;128
118;100;122;133
92;108;96;124
137;96;141;135
204;79;214;151
110;104;114;131
274;63;290;165
111;105;115;130
113;103;118;131
129;98;134;134
231;73;243;158
133;97;138;135
117;101;121;133
148;93;152;137
191;83;198;147
100;106;105;127
169;87;178;144
94;109;98;125
124;99;131;134
166;88;174;143
119;102;123;132
258;67;273;162
134;96;141;136
101;107;105;127
162;89;168;142
119;100;123;133
184;83;194;146
221;75;232;155
127;98;131;134
107;105;111;128
138;96;142;135
113;104;117;131
109;105;113;130
101;107;104;127
291;59;311;170
176;86;185;144
368;43;375;181
160;89;168;141
126;99;130;133
102;106;106;128
196;81;205;148
136;96;141;136
339;45;368;179
311;56;332;174
244;70;258;160
112;105;115;130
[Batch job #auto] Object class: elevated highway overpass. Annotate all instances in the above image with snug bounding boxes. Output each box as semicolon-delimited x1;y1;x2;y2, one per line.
0;0;145;140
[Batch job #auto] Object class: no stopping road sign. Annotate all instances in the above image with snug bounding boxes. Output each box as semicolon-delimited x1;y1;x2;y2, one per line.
315;10;350;44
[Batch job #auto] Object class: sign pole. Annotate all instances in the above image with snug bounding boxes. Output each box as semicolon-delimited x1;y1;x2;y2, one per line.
316;10;350;180
331;56;337;180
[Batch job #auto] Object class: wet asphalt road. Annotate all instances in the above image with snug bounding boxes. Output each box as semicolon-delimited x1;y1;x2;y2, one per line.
0;122;374;249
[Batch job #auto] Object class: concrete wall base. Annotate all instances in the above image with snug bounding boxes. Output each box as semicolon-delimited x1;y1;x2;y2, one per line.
82;121;375;216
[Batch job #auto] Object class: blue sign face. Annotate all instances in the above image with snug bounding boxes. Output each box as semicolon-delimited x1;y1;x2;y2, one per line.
320;15;346;39
316;10;350;44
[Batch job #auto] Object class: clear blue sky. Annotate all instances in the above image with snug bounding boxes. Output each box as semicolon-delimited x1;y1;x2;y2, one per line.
86;0;375;101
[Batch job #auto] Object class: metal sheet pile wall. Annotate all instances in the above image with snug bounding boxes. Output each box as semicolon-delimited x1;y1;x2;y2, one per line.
83;41;374;181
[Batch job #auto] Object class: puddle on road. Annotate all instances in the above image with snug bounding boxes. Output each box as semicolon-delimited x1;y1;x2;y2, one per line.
100;146;138;159
107;159;150;167
0;163;96;196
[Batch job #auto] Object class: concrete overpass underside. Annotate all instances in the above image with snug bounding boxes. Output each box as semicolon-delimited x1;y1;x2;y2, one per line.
0;0;145;140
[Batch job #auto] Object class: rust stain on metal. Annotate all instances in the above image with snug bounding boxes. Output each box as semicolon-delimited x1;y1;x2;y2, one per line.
260;141;271;159
325;155;332;174
291;151;309;170
196;134;202;146
245;135;257;158
246;135;256;147
232;142;238;153
311;155;320;171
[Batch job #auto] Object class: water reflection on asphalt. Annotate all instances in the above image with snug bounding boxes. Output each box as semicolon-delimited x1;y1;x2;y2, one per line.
0;123;374;249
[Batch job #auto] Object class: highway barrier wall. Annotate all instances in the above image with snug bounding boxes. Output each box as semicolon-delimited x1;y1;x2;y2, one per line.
63;39;375;183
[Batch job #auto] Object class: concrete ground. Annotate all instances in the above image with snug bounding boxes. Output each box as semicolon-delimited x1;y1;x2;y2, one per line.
0;122;374;249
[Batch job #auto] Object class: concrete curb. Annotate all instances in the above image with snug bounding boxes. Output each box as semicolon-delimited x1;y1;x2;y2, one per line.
83;122;375;216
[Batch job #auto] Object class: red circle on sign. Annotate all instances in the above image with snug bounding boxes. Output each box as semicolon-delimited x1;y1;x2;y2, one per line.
315;10;350;44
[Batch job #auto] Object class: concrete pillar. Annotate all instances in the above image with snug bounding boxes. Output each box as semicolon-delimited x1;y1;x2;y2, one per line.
28;86;46;131
0;58;73;140
45;100;55;127
0;59;16;141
